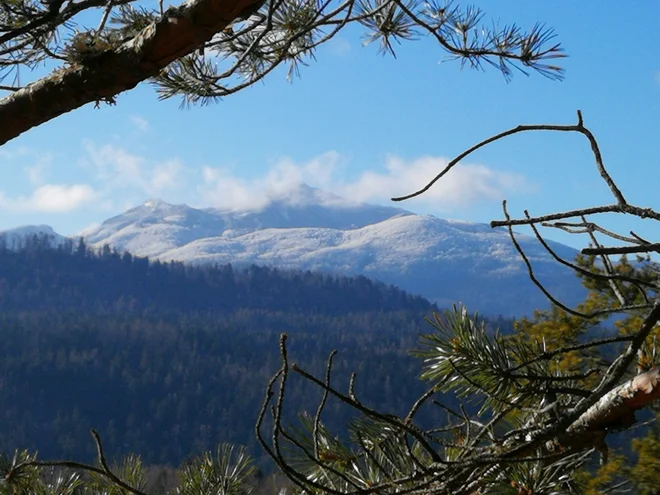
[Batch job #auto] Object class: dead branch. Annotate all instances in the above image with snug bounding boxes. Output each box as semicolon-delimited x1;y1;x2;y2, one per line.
582;243;660;256
392;110;626;206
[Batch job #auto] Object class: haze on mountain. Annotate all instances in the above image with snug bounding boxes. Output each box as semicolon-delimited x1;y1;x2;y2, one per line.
6;184;585;316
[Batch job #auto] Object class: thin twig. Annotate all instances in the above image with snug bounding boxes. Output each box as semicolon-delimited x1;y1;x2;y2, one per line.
314;350;337;459
502;201;591;318
95;0;115;34
544;220;645;246
508;334;633;370
291;363;445;464
581;214;628;306
526;215;656;295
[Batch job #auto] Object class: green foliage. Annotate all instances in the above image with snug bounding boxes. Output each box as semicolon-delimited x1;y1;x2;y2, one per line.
176;444;258;495
574;454;628;495
253;252;660;493
0;0;565;106
0;238;462;466
0;446;258;495
88;454;147;494
414;306;544;413
253;303;605;493
628;429;660;495
510;254;660;493
0;450;41;494
0;235;435;315
0;450;84;495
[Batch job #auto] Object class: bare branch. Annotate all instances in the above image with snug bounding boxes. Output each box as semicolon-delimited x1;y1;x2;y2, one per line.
582;243;660;256
392;110;626;206
581;215;629;306
544;220;646;246
501;201;593;319
507;334;634;374
526;214;656;296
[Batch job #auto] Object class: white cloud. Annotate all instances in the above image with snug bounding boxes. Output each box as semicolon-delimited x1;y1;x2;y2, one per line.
199;151;342;209
0;146;30;159
151;160;184;191
0;147;53;185
68;142;531;216
0;184;97;213
337;155;532;208
83;143;186;197
197;152;531;212
200;169;262;210
130;115;150;132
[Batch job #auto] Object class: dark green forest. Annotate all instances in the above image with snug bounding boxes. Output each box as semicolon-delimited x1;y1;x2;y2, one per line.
0;234;515;468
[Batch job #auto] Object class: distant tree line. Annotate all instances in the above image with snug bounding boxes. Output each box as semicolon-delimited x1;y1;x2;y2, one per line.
0;236;505;468
0;234;434;314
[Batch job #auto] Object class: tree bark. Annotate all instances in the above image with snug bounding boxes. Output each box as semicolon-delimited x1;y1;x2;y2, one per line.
556;366;660;460
570;366;660;432
0;0;260;146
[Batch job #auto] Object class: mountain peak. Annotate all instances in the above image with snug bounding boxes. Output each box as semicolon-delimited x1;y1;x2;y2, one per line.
141;198;176;210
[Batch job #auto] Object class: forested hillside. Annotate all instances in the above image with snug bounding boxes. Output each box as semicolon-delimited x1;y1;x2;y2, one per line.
0;235;513;467
0;234;432;314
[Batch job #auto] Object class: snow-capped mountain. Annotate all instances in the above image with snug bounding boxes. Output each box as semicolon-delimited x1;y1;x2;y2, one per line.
0;224;68;248
4;184;587;316
81;185;412;258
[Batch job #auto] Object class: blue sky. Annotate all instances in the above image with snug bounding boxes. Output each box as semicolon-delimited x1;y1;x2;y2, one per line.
1;1;659;250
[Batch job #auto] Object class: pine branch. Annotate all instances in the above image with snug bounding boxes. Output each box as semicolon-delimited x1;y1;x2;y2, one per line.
0;0;265;145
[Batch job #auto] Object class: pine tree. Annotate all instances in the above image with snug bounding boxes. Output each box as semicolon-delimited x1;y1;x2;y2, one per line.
0;0;564;145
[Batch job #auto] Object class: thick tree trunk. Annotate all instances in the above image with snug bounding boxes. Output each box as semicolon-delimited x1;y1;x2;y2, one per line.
0;0;259;146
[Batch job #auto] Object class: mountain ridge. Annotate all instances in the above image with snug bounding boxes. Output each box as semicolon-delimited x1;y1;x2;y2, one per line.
0;185;586;316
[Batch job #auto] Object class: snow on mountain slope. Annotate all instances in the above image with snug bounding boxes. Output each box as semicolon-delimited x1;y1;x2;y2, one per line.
156;214;583;316
82;199;236;258
77;185;585;317
2;184;586;316
81;185;412;258
0;225;68;248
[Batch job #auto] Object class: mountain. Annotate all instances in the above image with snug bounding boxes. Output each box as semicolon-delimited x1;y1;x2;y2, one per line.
81;186;411;258
153;214;583;316
5;184;586;316
0;224;68;248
